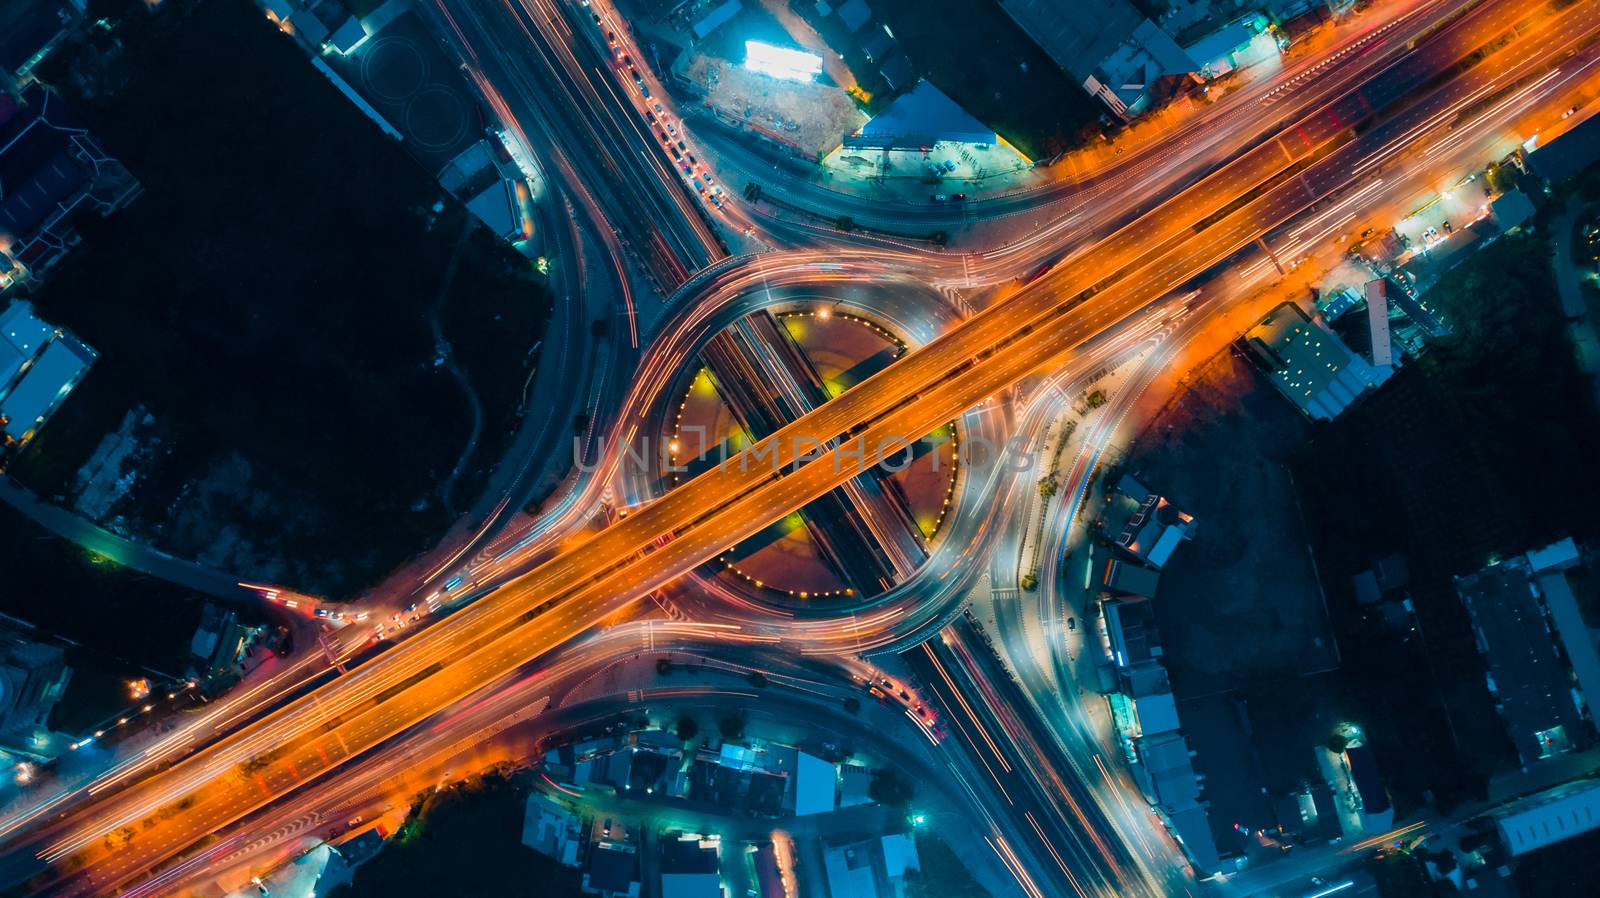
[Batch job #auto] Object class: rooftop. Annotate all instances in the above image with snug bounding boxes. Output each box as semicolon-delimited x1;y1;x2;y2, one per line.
1245;302;1390;421
1457;558;1589;764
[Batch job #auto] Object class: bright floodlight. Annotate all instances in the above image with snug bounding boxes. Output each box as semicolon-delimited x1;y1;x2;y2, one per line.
744;41;821;82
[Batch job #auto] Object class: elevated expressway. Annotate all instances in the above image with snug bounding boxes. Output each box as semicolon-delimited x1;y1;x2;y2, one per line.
4;0;1597;892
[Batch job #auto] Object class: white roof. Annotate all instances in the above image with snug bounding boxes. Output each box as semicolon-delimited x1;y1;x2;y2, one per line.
2;339;87;440
1497;780;1600;856
881;833;920;878
793;752;835;815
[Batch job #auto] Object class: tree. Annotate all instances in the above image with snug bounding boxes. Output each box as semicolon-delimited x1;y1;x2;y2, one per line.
1020;572;1039;591
719;716;746;741
675;716;699;742
589;319;609;338
868;769;914;807
655;658;673;676
843;696;861;714
1325;733;1349;754
747;670;768;688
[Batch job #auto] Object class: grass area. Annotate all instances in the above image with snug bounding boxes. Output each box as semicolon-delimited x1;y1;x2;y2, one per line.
0;504;205;672
868;0;1102;159
1292;230;1600;813
18;0;547;597
328;771;585;898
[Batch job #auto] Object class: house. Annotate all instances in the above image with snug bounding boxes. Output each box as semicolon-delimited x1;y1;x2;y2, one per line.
0;86;140;293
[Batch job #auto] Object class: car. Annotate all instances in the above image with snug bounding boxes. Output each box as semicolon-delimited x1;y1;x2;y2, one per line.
666;122;676;134
1564;105;1580;119
676;140;686;151
696;183;707;193
681;164;693;176
686;153;697;164
952;192;967;201
930;194;948;202
603;818;612;836
711;194;724;207
701;172;713;184
670;146;682;159
606;31;616;44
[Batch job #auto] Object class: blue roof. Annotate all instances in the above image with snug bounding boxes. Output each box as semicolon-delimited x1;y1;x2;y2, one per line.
856;81;995;148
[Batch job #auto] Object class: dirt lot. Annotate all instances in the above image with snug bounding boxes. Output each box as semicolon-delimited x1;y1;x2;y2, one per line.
1120;348;1336;697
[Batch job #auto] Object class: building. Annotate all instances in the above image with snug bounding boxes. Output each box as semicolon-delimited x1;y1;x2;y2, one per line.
0;299;95;454
1104;558;1160;597
660;834;722;898
820;833;919;898
999;0;1197;119
751;841;787;898
1342;743;1393;832
1112;487;1196;570
1457;557;1590;765
1494;779;1600;857
793;751;836;815
1526;111;1600;185
187;603;259;684
0;622;72;762
584;842;642;898
845;81;998;151
521;792;582;867
1101;589;1224;875
1104;595;1162;669
0;0;81;91
1364;279;1395;369
1;86;140;293
1134;731;1221;873
437;139;533;243
1244;301;1391;421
